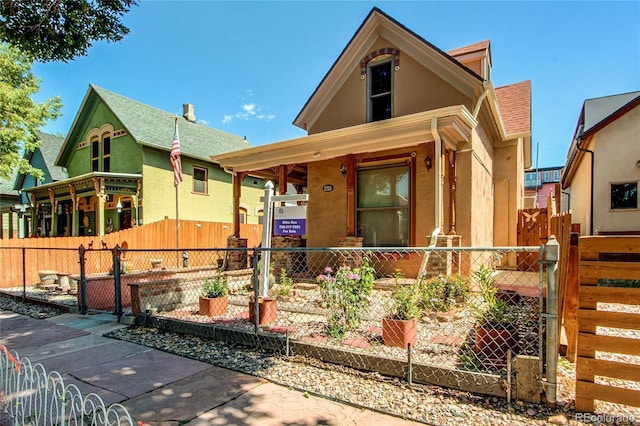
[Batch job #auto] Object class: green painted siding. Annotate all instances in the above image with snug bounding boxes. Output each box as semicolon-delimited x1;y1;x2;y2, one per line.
65;101;142;176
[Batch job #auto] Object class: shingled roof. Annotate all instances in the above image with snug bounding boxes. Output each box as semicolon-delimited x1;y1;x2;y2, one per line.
63;85;251;164
495;80;531;135
37;132;67;181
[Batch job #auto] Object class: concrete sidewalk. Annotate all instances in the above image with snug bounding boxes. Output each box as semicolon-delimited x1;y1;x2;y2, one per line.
0;310;422;425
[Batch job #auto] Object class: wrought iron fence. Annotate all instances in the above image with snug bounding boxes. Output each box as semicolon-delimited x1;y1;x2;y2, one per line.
0;347;136;425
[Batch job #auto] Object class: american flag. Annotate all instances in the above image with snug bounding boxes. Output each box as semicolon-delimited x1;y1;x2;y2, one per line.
170;120;183;186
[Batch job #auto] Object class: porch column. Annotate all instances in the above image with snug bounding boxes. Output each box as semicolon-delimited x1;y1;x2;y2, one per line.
132;195;139;227
134;181;141;227
346;154;356;236
48;188;57;237
69;185;79;237
278;165;288;197
94;178;105;238
448;149;457;235
232;172;247;237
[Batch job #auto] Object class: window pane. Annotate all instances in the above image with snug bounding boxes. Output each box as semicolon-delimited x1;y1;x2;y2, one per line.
103;136;111;155
370;61;391;95
371;95;391;121
92;140;99;157
611;183;638;209
358;165;409;208
103;157;110;172
357;164;410;247
358;208;409;246
193;167;207;194
92;159;99;172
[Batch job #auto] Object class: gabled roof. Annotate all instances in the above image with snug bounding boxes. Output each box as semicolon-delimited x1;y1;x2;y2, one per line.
293;7;483;131
37;132;67;181
57;85;251;165
447;40;491;60
579;91;640;138
495;81;531;135
562;91;640;188
0;168;19;198
12;132;66;191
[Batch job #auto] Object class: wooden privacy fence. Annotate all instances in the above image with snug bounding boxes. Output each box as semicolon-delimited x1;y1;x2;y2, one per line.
575;236;640;413
0;219;262;288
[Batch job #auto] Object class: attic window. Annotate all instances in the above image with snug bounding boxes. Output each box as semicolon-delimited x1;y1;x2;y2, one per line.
368;58;393;122
360;48;400;76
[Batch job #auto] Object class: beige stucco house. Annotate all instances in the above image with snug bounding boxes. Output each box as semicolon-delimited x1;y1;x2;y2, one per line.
562;91;640;236
214;7;531;251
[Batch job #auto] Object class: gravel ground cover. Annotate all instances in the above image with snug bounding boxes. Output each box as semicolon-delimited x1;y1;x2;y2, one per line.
1;294;638;425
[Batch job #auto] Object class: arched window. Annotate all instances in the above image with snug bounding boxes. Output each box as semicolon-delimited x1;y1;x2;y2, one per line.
87;125;114;172
239;207;248;224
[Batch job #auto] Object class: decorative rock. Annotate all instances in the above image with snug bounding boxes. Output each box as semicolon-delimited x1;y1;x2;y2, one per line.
548;414;568;424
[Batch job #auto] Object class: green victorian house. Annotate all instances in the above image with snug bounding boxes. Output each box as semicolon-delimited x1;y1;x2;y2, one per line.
22;85;264;238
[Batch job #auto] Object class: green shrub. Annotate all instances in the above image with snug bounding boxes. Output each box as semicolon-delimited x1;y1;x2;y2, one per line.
276;269;294;297
418;274;471;313
472;264;514;330
202;274;228;298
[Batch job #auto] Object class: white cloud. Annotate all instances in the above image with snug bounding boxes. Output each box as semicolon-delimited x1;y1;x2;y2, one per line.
222;101;276;124
199;119;210;125
242;103;256;115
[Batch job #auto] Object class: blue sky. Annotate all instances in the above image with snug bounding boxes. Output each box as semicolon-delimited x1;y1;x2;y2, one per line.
34;1;639;168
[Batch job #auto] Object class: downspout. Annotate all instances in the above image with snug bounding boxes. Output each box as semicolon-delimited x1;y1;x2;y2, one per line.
473;85;490;118
576;138;594;235
431;118;443;232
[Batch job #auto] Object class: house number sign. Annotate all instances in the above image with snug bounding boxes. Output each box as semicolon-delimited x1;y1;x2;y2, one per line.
323;184;334;192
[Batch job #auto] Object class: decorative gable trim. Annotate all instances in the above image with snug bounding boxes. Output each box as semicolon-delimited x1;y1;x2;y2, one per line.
76;124;127;150
360;47;400;77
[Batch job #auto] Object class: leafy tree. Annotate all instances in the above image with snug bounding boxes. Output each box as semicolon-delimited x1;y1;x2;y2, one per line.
0;43;61;180
0;0;137;63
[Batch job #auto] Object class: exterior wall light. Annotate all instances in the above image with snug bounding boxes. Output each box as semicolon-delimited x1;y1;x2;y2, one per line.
340;162;347;178
424;156;432;170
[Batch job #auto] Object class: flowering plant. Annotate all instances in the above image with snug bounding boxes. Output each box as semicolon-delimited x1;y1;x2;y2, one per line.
316;255;375;338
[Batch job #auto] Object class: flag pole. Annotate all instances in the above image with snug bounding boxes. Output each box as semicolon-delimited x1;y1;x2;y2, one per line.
171;116;183;267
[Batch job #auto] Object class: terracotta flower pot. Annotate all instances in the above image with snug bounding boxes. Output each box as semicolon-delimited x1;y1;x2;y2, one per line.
199;295;228;317
382;317;418;349
249;297;277;325
474;325;517;359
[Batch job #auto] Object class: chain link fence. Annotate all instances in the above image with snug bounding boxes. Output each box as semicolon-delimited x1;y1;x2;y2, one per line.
1;243;551;400
124;245;548;398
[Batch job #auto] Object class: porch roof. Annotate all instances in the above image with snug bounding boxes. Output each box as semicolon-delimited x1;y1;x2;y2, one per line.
213;106;477;173
23;172;142;202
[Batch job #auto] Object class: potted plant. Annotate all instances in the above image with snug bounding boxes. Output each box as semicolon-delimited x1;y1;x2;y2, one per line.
472;265;517;361
248;294;277;325
382;272;421;348
199;273;228;317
